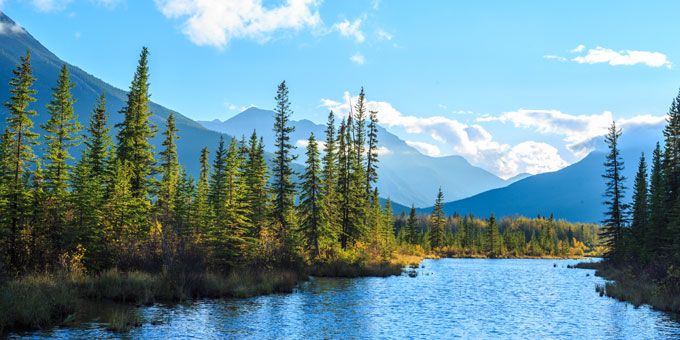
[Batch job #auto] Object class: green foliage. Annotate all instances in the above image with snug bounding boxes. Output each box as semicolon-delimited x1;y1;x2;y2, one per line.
271;80;297;241
602;122;627;260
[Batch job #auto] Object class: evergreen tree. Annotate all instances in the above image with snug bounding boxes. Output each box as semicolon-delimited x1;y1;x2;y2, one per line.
430;188;446;249
602;121;628;260
271;81;297;242
630;153;649;261
209;136;227;219
83;94;113;197
320;111;338;243
42;64;82;262
42;64;81;198
245;132;269;236
2;50;38;273
406;205;418;244
299;133;324;257
486;214;501;256
158;112;180;222
194;147;211;235
337;118;352;249
648;142;666;258
366;109;379;196
116;47;156;199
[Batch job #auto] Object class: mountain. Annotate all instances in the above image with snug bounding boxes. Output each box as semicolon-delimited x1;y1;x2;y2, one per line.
199;108;511;207
0;12;226;177
424;123;664;223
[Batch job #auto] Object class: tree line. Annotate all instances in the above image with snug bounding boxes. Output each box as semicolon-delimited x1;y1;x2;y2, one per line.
601;89;680;282
0;48;397;277
394;193;599;258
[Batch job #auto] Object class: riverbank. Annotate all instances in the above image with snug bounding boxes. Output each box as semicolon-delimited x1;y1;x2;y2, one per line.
574;261;680;313
0;251;426;334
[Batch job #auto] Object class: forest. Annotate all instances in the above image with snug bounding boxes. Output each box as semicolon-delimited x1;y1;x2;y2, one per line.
0;47;598;332
595;91;680;312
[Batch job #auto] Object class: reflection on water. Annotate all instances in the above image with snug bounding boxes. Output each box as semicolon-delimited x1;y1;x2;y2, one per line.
14;259;680;339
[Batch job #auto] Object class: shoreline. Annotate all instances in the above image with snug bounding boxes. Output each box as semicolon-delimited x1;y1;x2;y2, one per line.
2;254;601;335
573;260;680;314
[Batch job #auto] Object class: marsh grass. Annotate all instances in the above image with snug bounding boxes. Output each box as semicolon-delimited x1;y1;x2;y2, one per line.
0;267;301;334
576;260;680;313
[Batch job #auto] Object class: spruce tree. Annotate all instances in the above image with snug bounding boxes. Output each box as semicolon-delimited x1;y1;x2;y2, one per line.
366;109;379;196
272;81;297;242
406;205;418;244
430;188;446;249
209;136;227;219
42;64;81;198
42;64;82;262
2;50;38;272
194;147;211;235
116;47;156;200
299;133;324;257
602;121;628;261
158;112;180;222
630;153;649;261
321;111;338;243
245;132;269;236
486;214;501;256
337;118;352;249
648;142;666;258
84;94;113;197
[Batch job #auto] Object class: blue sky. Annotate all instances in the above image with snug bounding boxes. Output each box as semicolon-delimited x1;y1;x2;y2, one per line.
0;0;677;178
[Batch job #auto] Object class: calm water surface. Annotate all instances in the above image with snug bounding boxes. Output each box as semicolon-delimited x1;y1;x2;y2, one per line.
15;258;680;339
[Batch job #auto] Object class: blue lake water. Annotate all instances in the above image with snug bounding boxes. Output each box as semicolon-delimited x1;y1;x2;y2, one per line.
15;258;680;339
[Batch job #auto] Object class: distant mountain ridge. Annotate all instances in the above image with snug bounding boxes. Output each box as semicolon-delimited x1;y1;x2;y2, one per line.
0;11;227;177
199;108;519;207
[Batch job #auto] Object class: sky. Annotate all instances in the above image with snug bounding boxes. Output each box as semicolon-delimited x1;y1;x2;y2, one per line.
0;0;677;178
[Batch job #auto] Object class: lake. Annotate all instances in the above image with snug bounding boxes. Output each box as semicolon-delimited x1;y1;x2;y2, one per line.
14;258;680;339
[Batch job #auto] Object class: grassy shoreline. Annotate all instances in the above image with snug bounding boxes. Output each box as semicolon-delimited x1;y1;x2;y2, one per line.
574;260;680;314
2;254;601;335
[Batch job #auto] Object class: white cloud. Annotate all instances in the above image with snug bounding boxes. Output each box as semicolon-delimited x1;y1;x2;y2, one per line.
573;46;672;68
543;55;566;62
547;44;672;68
406;140;441;156
350;53;365;65
376;146;392;156
0;21;24;34
155;0;321;49
31;0;72;12
320;93;568;178
376;28;392;41
497;142;567;178
333;18;365;43
482;109;666;157
571;44;585;53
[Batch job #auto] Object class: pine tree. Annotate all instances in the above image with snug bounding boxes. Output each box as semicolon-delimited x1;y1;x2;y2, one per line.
486;214;501;256
71;156;105;269
321;111;338;244
299;133;324;257
630;153;649;261
2;50;38;273
602;121;628;261
41;64;82;262
272;81;297;242
430;188;446;249
664;90;680;209
245;132;269;236
648;142;666;258
366;109;379;196
158;112;180;223
337;118;352;249
406;205;418;244
209;136;227;219
116;47;156;200
194;147;211;236
84;94;113;197
350;89;368;226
